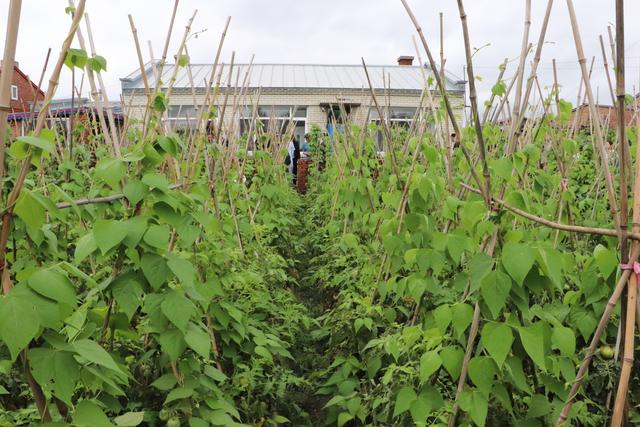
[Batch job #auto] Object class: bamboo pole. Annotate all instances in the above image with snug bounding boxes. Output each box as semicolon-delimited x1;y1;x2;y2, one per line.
456;0;491;206
565;0;621;233
0;0;22;197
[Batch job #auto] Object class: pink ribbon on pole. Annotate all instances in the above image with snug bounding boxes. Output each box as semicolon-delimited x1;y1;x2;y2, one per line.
620;262;640;282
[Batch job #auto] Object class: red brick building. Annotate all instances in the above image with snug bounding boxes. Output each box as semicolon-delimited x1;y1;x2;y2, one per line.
0;61;44;113
1;61;44;136
571;103;636;129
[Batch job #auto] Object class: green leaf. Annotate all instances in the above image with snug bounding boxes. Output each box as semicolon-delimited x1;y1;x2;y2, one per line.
185;323;210;358
558;99;572;123
161;290;195;334
410;390;433;422
157;135;180;157
158;328;186;361
144;224;170;249
29;348;79;406
73;400;114;427
89;55;108;72
337;412;353;427
481;322;513;368
458;390;488;427
72;339;124;374
254;345;273;363
491;80;506;97
164;387;194;404
167;254;196;287
469;253;494;292
527;394;551;419
502;242;535;286
93;219;129;254
452;303;474;338
0;287;40;360
468;356;497;393
27;269;77;307
64;48;88;69
141;253;170;289
142;173;169;191
440;346;464;380
480;271;512;318
74;233;97;263
393;386;417;417
518;322;548;370
593;244;618;278
123;181;149;206
151;373;177;390
153;93;168;113
551;325;575;357
419;350;442;382
15;191;45;240
95;158;126;189
114;412;144;427
111;274;144;320
16;135;54;154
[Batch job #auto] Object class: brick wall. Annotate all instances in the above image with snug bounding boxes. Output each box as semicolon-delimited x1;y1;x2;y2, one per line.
0;65;44;112
296;158;312;193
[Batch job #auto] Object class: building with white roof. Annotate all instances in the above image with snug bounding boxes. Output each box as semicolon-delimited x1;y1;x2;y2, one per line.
120;56;465;143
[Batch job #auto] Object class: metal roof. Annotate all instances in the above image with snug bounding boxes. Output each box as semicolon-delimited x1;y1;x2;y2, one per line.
121;62;464;93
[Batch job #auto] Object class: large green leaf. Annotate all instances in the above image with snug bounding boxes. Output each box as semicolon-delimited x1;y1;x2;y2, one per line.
143;224;170;249
161;290;195;334
141;253;170;289
481;322;513;368
29;348;79;406
95;158;126;189
167;254;196;287
458;389;488;427
15;190;45;241
480;271;512;318
158;328;186;361
0;286;40;360
468;356;497;393
502;242;535;286
393;386;417;417
27;269;77;307
551;325;575;357
73;400;114;427
419;350;442;382
16;135;55;154
185;323;211;358
518;322;548;370
93;219;129;254
452;303;474;338
440;346;464;380
593;244;618;279
72;339;124;374
114;412;144;426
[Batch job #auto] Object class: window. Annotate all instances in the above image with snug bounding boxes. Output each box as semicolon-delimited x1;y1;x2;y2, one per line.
166;104;198;129
239;106;307;150
10;85;18;101
370;107;418;150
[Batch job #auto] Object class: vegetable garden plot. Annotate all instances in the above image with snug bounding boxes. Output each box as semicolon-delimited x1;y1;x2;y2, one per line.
0;0;639;426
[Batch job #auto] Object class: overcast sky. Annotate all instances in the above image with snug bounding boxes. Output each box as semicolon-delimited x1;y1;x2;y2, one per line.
2;0;640;111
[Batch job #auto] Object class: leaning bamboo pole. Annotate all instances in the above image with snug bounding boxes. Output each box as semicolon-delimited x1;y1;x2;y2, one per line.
564;0;621;233
456;0;491;207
